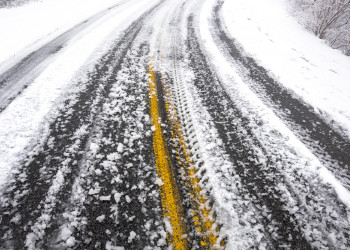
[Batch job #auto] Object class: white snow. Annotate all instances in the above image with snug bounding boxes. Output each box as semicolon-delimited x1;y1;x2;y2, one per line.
0;0;120;72
114;192;122;203
163;218;173;235
89;188;100;195
221;0;350;137
154;178;164;186
96;214;106;222
127;231;137;243
66;236;76;247
106;241;125;250
95;169;103;175
60;226;73;241
117;143;124;153
125;195;131;203
100;195;111;201
90;142;100;155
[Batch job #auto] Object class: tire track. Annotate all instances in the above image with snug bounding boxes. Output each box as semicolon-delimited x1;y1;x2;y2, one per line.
212;1;350;189
54;43;166;249
169;59;273;248
0;1;129;113
163;16;272;247
140;2;225;247
154;71;224;248
186;14;350;249
152;4;224;248
0;6;160;248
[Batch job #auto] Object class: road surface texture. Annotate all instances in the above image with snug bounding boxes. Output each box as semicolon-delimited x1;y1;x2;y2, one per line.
0;0;349;249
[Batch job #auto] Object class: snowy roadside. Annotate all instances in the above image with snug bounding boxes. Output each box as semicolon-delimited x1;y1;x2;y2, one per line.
197;0;350;247
0;0;121;73
0;0;158;187
221;0;350;138
199;0;350;208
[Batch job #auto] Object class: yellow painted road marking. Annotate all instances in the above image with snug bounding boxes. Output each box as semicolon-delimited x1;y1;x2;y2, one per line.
149;58;224;249
148;62;188;249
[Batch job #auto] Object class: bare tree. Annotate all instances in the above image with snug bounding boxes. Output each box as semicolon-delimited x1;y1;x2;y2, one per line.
291;0;350;55
312;0;350;39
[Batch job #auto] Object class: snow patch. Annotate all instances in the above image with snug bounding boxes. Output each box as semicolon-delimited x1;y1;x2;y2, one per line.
222;0;350;137
127;231;137;243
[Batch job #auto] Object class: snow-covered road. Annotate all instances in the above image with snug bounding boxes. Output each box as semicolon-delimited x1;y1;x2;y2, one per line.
0;0;350;249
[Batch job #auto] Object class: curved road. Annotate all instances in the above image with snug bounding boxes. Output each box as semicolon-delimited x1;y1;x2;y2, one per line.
0;0;349;249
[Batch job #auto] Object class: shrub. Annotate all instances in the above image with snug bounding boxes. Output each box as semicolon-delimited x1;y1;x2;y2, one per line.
291;0;350;55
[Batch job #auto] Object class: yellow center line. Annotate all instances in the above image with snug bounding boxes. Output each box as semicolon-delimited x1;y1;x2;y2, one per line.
148;62;188;249
148;56;224;248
